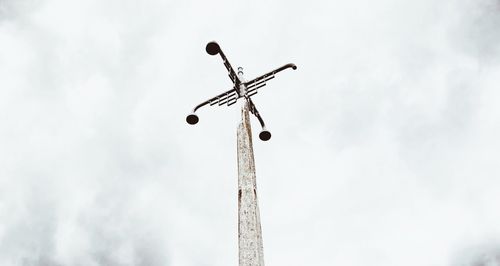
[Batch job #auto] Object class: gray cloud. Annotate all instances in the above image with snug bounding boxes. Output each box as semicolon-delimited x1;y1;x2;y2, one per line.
449;0;500;64
452;241;500;266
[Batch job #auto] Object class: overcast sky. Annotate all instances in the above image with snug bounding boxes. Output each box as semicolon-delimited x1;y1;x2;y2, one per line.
1;0;500;265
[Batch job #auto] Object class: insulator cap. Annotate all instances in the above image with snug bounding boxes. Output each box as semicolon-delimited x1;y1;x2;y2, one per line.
259;130;271;141
206;41;220;55
186;113;199;125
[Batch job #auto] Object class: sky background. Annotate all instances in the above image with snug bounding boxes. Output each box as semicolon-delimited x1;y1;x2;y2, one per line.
1;0;500;265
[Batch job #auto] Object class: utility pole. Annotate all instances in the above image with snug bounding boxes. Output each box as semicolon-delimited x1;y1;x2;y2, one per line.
186;41;296;266
237;69;265;266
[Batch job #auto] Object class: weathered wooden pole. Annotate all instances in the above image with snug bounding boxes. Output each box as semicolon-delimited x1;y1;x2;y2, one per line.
237;101;265;266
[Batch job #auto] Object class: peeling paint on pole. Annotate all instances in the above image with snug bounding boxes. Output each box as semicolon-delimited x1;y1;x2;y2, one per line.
237;102;265;266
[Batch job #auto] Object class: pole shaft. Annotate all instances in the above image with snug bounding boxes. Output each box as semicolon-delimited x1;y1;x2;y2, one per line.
237;101;265;266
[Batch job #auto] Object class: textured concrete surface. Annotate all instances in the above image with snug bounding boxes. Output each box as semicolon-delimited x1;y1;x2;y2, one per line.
237;102;265;266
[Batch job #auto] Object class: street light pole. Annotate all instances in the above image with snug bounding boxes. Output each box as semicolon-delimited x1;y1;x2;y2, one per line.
186;41;296;265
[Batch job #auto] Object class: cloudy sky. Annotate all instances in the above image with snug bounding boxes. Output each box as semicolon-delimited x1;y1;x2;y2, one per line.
1;0;500;265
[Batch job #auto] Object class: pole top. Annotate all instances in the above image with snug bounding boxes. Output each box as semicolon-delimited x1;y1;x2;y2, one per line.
187;41;297;141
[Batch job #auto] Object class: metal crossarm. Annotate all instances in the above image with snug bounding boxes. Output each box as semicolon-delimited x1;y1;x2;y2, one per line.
186;41;297;141
244;63;296;89
206;42;243;89
247;98;271;141
247;75;274;90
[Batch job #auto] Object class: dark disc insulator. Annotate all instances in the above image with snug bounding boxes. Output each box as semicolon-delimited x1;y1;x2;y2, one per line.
206;41;220;55
186;114;199;125
259;130;271;141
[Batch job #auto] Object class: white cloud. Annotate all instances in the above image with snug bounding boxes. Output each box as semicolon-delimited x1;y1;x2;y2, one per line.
1;0;500;265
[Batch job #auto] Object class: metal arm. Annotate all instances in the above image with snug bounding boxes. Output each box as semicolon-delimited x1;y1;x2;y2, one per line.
186;88;238;125
206;41;242;87
191;88;238;113
244;63;297;88
247;98;271;141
